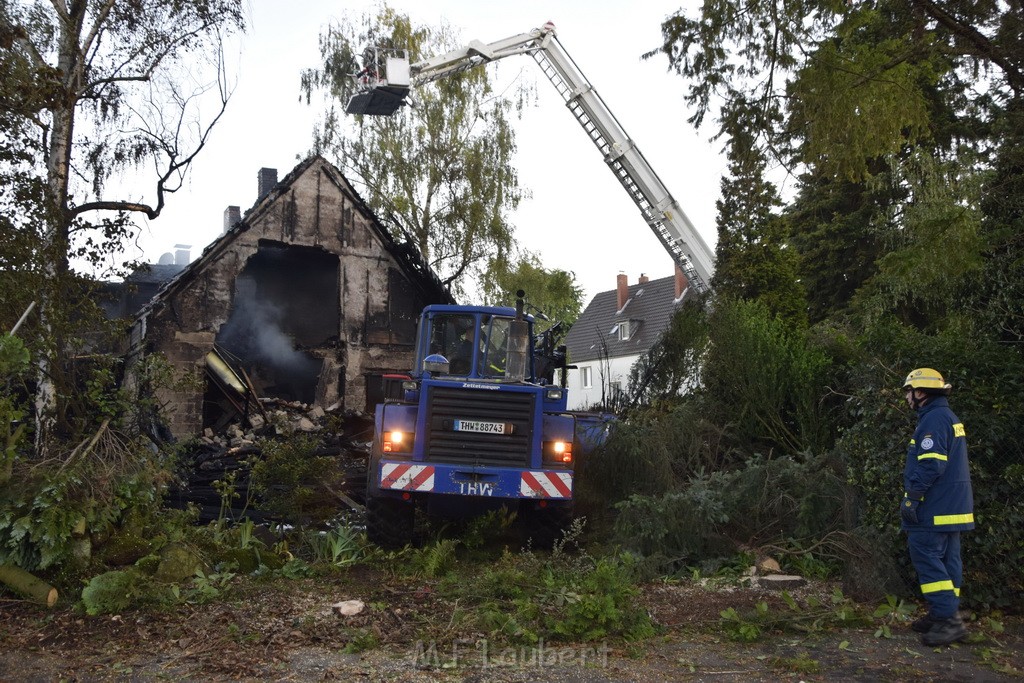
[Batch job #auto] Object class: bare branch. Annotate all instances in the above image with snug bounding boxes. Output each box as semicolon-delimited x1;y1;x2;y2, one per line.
47;0;69;24
71;199;158;219
70;33;234;222
78;0;116;60
83;21;216;96
910;0;1024;93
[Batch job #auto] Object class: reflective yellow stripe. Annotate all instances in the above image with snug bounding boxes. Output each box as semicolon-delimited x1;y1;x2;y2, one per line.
921;580;955;594
917;453;948;461
934;513;974;525
954;587;961;597
909;439;916;445
953;423;965;437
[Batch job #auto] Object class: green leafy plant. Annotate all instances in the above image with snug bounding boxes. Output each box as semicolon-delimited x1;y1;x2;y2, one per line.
0;335;30;486
871;594;917;639
278;557;313;580
237;519;260;550
187;567;237;603
411;538;460;578
0;347;179;572
342;628;380;654
460;508;518;550
212;472;241;530
720;605;765;642
81;569;145;615
304;523;362;568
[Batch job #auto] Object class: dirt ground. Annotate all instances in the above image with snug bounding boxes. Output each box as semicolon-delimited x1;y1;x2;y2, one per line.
1;568;1021;682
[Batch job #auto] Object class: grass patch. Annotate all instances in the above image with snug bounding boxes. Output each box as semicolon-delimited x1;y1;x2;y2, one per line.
429;520;657;645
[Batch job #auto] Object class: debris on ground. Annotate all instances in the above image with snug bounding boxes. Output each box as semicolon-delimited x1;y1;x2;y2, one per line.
166;400;373;523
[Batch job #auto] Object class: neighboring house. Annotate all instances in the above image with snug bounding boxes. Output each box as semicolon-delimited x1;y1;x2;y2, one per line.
563;268;695;410
100;249;189;321
127;155;452;439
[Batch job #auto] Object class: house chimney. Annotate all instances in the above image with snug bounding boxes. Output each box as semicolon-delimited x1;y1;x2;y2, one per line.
675;265;689;300
639;273;649;284
223;205;241;234
616;272;629;311
173;244;191;266
257;167;278;201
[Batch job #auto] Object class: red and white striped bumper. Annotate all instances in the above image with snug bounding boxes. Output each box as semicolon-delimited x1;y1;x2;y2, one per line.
520;471;573;499
376;461;573;500
380;463;435;492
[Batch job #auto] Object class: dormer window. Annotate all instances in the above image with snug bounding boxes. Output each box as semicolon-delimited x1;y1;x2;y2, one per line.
618;320;631;341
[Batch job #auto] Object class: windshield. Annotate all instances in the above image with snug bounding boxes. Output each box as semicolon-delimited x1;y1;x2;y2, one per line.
419;312;524;379
427;314;476;375
480;315;512;379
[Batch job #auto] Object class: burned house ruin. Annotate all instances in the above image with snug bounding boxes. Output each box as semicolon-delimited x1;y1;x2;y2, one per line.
129;156;452;439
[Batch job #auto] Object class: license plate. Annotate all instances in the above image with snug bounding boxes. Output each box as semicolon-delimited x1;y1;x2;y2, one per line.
454;419;507;434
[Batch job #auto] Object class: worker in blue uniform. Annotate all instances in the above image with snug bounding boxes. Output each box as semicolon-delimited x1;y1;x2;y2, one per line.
901;368;974;646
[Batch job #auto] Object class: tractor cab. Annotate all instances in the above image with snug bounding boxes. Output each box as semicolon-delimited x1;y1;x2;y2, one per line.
413;305;532;382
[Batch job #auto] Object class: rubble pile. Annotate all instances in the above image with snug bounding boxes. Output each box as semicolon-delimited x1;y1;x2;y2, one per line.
166;399;373;524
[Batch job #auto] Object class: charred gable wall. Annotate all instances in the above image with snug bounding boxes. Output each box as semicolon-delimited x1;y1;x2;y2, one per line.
133;157;440;439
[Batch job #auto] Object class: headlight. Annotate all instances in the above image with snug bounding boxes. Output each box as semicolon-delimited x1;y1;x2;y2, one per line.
542;440;573;465
545;388;564;402
383;430;413;454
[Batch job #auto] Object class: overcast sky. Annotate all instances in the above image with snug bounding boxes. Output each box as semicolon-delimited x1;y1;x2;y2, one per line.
133;0;724;305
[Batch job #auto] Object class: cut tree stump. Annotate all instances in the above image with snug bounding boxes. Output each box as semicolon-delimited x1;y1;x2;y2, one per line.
760;574;807;590
0;564;58;607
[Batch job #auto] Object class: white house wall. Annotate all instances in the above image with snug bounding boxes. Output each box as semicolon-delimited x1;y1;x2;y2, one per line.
566;354;640;410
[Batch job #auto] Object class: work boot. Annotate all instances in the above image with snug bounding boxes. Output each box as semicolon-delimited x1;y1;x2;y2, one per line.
911;612;939;633
921;616;968;646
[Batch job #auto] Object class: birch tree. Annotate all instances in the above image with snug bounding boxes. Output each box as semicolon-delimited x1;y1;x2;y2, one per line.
302;5;530;299
1;0;243;450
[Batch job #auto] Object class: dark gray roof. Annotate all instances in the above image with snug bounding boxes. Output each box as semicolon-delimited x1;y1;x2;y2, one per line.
124;263;186;285
563;274;696;363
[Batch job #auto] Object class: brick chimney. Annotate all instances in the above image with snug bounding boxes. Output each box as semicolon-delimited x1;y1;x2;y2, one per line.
257;167;278;201
675;265;689;300
223;205;240;234
616;273;629;311
639;273;649;284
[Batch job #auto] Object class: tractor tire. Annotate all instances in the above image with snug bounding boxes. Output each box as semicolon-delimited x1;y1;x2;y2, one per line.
365;495;414;549
364;441;413;549
521;503;574;550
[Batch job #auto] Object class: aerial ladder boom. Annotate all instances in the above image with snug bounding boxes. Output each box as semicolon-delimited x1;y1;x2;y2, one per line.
346;22;714;292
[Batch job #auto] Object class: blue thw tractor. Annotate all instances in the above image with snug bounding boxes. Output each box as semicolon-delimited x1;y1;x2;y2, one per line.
366;292;613;547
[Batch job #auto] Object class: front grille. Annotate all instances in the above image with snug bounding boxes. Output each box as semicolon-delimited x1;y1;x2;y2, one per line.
424;385;535;467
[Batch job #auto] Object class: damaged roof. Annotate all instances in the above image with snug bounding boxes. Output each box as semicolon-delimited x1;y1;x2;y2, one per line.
134;154;454;319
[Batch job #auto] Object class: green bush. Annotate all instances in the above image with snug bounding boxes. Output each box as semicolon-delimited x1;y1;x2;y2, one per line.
0;348;177;573
837;318;1024;610
0;441;170;571
0;334;30;486
80;568;176;615
442;532;655;644
607;294;1022;611
248;434;346;524
613;453;845;572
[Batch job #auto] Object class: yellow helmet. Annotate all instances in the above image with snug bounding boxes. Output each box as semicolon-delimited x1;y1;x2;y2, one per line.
903;367;952;393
